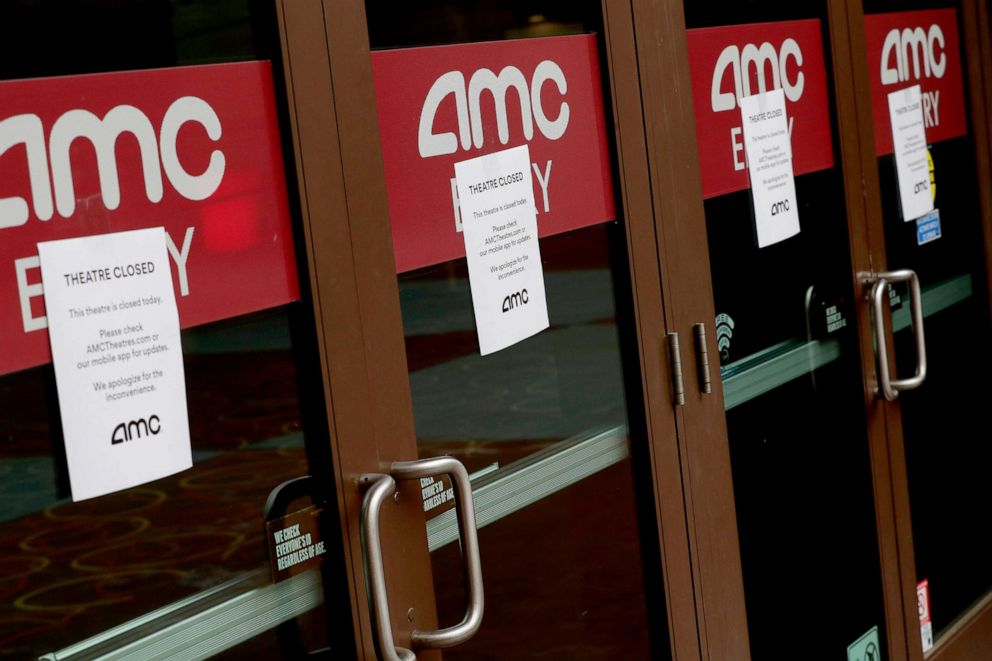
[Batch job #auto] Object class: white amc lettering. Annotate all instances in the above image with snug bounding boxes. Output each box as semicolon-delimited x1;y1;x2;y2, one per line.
710;38;805;172
710;38;805;113
420;63;567;230
880;24;947;85
418;61;570;158
4;96;223;335
0;96;225;230
879;24;946;129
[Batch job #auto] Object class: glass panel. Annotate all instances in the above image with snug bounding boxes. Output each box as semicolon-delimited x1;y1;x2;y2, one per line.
0;2;332;658
863;0;992;638
683;2;888;657
367;3;667;658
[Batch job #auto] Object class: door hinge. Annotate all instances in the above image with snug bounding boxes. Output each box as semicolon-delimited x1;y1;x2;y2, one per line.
693;323;713;394
668;332;686;406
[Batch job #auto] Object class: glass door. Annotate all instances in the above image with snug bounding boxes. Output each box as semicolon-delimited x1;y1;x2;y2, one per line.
677;2;891;658
0;2;348;658
860;0;992;652
352;1;687;658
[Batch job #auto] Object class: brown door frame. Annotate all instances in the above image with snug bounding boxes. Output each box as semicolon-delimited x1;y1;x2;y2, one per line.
925;0;992;654
623;0;905;656
275;0;992;657
841;2;922;658
600;1;704;657
963;0;992;318
824;4;920;658
853;0;992;658
625;0;953;658
925;7;992;657
624;0;752;657
274;1;440;656
273;0;701;658
625;0;992;658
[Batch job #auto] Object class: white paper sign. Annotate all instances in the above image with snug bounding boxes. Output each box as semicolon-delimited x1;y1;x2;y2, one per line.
888;85;934;221
740;88;801;248
38;228;192;501
455;144;549;355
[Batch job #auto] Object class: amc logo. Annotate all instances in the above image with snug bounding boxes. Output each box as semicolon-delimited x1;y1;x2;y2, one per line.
111;415;162;445
880;24;946;85
770;199;791;215
711;38;805;112
0;96;225;230
418;62;570;158
502;289;529;313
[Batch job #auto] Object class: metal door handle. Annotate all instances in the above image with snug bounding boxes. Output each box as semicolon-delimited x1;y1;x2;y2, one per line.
868;269;927;401
360;456;484;660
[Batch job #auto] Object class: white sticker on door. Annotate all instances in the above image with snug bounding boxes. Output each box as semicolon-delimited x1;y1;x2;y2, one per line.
888;84;935;221
38;227;192;501
740;88;801;248
455;144;549;355
918;579;934;652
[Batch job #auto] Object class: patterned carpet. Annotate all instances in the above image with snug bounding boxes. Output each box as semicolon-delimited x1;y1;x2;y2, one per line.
0;348;310;659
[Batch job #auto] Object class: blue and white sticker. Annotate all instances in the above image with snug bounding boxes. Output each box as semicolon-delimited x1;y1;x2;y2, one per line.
916;209;941;245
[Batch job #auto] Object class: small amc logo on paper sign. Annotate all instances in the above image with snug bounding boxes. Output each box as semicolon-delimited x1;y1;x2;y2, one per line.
110;414;161;444
266;505;326;583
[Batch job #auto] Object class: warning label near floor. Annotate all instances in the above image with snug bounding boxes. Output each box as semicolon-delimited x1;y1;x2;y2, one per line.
267;505;325;582
847;625;881;661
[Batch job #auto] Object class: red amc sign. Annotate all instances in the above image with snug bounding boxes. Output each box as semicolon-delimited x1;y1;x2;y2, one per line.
687;20;835;199
864;9;967;156
371;35;615;273
0;62;299;376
